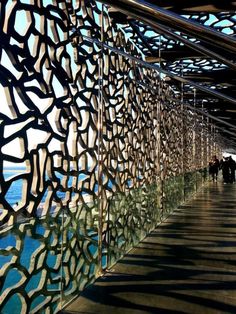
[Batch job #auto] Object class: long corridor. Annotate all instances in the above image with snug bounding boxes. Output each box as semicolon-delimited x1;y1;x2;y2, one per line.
63;182;236;314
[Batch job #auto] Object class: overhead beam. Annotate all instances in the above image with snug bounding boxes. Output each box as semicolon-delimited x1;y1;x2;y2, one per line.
79;33;236;105
145;0;236;12
97;0;236;55
181;70;236;83
106;11;236;71
131;20;236;71
145;48;203;62
185;100;236;112
129;20;157;55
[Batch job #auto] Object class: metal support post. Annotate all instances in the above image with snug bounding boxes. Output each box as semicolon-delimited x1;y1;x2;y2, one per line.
181;64;185;201
97;4;105;276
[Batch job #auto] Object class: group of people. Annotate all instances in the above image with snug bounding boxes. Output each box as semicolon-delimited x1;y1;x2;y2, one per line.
209;155;236;183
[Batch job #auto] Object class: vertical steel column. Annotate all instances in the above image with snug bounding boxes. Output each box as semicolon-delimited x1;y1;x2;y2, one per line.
201;101;206;182
153;71;159;222
60;201;65;310
133;60;140;187
157;35;164;217
156;74;163;217
207;117;210;163
97;4;105;275
211;120;214;159
213;125;216;156
201;101;204;170
193;89;197;191
181;64;185;200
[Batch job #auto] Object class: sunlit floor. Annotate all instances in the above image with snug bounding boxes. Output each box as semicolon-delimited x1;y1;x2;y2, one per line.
62;181;236;314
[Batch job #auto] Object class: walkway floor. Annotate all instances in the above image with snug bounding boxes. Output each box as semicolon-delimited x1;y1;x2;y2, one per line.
62;182;236;314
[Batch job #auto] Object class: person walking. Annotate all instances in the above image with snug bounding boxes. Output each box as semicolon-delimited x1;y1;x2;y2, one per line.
228;156;236;183
209;155;220;182
220;156;230;184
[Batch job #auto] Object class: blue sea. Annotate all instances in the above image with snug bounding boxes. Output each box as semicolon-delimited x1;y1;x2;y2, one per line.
3;167;81;207
0;225;100;314
3;167;26;207
2;167;89;210
2;167;114;209
0;167;104;314
0;167;136;313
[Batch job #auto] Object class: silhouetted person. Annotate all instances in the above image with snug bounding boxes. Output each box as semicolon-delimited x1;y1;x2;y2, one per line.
209;155;220;182
220;157;230;183
228;156;236;183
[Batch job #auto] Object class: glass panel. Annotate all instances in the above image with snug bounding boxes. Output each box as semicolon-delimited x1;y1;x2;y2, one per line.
0;213;63;313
